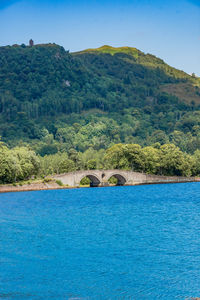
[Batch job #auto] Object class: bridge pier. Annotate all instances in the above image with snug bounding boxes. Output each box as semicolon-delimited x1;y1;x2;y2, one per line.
100;182;109;187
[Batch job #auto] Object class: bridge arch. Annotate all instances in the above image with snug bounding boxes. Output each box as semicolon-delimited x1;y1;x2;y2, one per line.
79;174;101;187
108;173;127;186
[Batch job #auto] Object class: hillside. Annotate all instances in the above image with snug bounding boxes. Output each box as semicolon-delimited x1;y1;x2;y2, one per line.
0;43;200;155
74;45;192;80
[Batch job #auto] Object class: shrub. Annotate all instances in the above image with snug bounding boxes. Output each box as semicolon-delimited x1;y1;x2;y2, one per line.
56;179;63;186
43;177;52;183
80;177;90;186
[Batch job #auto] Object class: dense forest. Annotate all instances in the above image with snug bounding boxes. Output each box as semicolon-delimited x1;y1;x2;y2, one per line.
0;42;200;183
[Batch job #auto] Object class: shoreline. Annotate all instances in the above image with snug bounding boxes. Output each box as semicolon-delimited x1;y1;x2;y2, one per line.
0;182;76;194
0;180;199;194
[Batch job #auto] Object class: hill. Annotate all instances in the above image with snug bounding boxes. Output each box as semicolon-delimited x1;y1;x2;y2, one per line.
74;45;192;80
0;43;200;155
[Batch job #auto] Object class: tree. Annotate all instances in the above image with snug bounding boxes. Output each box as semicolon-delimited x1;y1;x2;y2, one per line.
57;156;75;173
0;146;21;183
123;144;143;171
68;148;83;169
158;144;192;176
12;147;40;179
141;146;160;174
0;146;39;183
87;159;97;170
193;150;200;175
104;144;129;169
104;143;143;171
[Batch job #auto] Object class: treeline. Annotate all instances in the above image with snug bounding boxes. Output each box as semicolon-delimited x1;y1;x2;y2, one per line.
1;142;200;184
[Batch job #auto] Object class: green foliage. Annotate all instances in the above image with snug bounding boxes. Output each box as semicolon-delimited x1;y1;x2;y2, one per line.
0;145;39;183
158;144;193;176
193;150;200;175
87;159;97;170
104;143;143;170
141;146;160;174
56;179;63;186
43;177;53;183
108;176;118;185
39;152;76;176
104;142;197;177
80;177;91;186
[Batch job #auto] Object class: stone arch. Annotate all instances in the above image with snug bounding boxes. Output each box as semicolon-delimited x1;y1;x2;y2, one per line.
79;174;101;187
108;173;127;186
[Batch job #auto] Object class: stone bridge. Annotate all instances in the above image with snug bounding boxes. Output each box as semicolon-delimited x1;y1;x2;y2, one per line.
53;170;198;187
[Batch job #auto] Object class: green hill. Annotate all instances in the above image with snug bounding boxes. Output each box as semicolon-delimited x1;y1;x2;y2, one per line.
74;45;192;80
0;43;200;155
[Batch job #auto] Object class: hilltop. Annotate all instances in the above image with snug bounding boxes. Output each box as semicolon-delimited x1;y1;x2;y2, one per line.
74;45;200;100
0;43;200;155
74;45;192;80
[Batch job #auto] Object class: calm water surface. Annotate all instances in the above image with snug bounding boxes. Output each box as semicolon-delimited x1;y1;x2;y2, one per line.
0;183;200;299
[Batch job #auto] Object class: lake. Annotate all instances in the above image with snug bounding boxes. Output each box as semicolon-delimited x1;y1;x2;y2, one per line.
0;183;200;299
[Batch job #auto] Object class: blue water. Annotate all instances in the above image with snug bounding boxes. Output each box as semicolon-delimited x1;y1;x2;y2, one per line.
0;183;200;299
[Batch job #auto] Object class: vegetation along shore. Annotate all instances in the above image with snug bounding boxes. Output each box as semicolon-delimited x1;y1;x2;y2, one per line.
1;141;200;189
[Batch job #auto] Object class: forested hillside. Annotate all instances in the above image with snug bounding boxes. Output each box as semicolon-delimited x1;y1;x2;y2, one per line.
0;43;200;156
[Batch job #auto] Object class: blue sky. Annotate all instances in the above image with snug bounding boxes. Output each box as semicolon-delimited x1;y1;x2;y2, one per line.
0;0;199;75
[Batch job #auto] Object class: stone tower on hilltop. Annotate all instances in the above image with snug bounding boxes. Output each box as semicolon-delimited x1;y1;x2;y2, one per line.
29;39;34;47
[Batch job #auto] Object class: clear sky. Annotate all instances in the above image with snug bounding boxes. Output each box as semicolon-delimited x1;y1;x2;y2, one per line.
0;0;200;76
